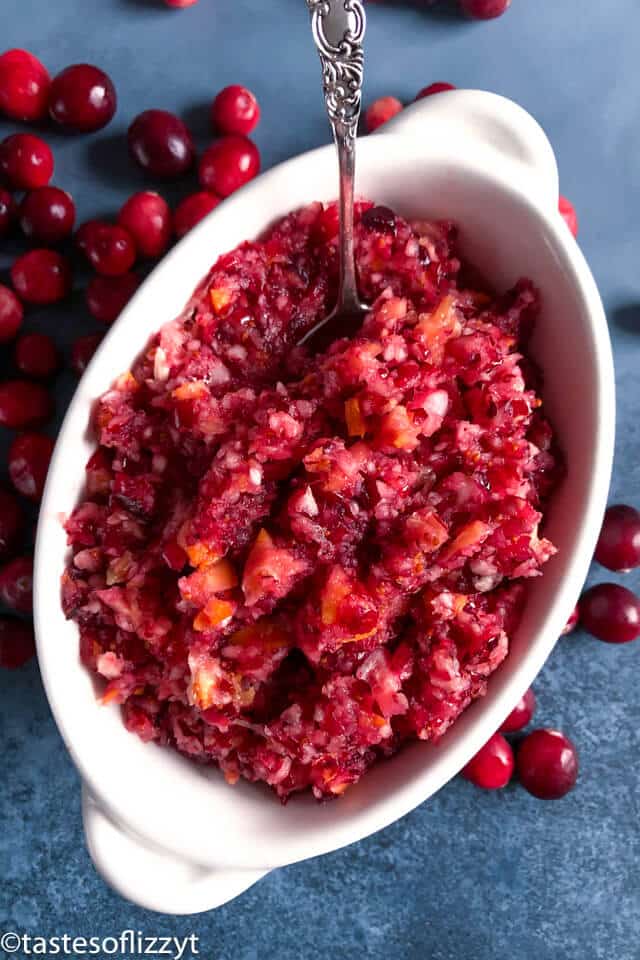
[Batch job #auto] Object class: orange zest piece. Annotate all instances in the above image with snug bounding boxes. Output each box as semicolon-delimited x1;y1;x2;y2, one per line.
185;541;222;568
193;598;236;632
209;286;232;313
345;397;366;438
440;520;490;561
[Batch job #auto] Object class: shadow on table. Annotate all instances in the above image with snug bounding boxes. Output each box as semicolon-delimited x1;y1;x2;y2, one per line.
612;303;640;334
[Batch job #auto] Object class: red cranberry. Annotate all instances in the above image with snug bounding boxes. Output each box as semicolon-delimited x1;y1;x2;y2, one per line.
0;380;52;428
49;64;117;132
173;191;220;238
0;488;23;560
517;729;578;799
19;186;76;246
14;332;59;379
365;96;403;133
0;187;16;238
75;218;109;256
0;49;50;122
415;82;456;100
198;136;260;198
579;582;640;644
0;555;33;614
0;616;36;669
127;110;195;178
164;0;199;6
314;204;340;243
211;85;260;136
594;504;640;572
0;133;54;190
460;0;512;18
11;249;72;304
0;284;24;344
499;688;536;733
461;732;514;789
118;191;171;259
559;196;578;238
71;333;102;376
86;272;140;324
561;604;580;635
82;223;136;277
8;432;54;501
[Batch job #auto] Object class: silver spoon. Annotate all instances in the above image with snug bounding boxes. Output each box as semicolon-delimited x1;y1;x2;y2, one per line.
301;0;369;348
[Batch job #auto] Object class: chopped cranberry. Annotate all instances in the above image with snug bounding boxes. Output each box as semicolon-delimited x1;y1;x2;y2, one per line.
0;284;24;344
11;249;72;304
127;110;195;178
460;0;512;18
365;96;403;133
198;136;260;198
86;272;140;324
0;133;54;190
81;223;136;277
0;380;52;428
14;332;59;379
461;732;514;789
594;504;640;572
0;49;50;121
0;188;16;238
0;555;33;614
118;191;172;259
71;333;102;376
19;186;76;246
211;85;260;136
559;196;578;238
517;729;578;799
49;63;117;132
0;488;23;559
579;582;640;644
499;688;536;733
8;432;54;501
561;604;579;635
360;205;396;234
173;191;220;238
415;82;456;100
0;616;36;669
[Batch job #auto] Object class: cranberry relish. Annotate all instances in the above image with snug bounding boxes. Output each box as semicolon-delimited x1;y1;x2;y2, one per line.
62;202;561;802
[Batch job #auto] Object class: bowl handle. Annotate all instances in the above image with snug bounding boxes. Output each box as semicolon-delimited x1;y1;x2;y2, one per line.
380;89;560;210
82;786;267;914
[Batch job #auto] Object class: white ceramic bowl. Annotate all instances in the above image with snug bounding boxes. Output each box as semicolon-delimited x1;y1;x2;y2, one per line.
35;91;615;914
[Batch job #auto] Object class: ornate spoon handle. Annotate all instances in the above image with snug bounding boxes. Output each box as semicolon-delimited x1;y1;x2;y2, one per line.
306;0;367;316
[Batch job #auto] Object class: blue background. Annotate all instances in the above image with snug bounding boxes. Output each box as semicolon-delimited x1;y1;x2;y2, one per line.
1;0;639;956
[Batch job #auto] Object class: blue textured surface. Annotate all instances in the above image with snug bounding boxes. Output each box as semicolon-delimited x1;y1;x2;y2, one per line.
1;0;639;955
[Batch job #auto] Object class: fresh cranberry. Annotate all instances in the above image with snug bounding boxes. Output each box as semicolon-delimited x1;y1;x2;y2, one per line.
579;583;640;644
118;191;171;259
0;488;23;560
460;0;512;18
75;218;108;255
71;333;102;376
561;604;580;635
0;380;52;428
559;196;578;238
461;732;514;789
127;110;195;178
0;188;15;238
0;617;36;669
198;136;260;198
415;82;456;100
81;223;136;277
594;504;640;572
173;191;220;238
19;186;76;246
517;729;578;799
8;432;54;501
499;688;536;733
0;284;24;344
86;272;140;324
211;85;260;136
360;205;396;234
0;49;50;121
365;96;403;133
49;64;117;132
11;249;72;304
14;332;59;379
0;556;33;614
0;133;54;190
